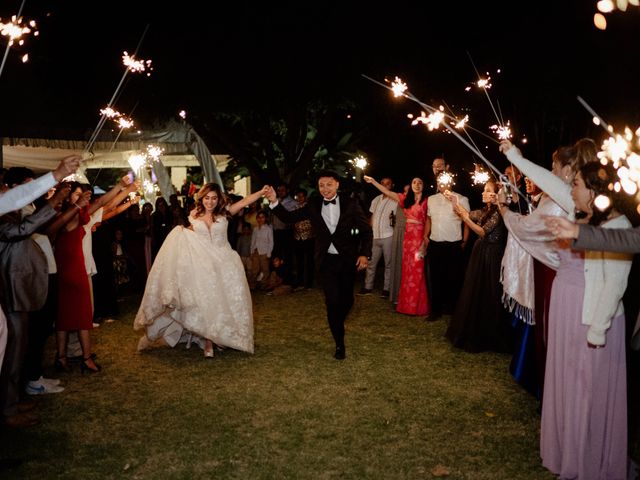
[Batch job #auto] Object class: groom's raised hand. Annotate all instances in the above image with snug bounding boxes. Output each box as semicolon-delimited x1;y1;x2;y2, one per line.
265;186;277;204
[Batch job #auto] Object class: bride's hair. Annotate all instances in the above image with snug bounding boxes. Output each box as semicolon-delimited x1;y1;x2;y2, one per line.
194;183;228;218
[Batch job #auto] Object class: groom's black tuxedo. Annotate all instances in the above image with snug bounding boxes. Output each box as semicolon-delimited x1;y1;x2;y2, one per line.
270;194;372;356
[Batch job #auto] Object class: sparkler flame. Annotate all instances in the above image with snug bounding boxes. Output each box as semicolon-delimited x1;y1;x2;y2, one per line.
146;145;164;162
122;51;153;76
477;77;492;89
490;122;513;140
117;117;134;129
128;154;147;172
471;166;490;185
100;107;121;118
437;171;455;189
390;76;408;97
594;0;639;29
453;115;469;129
411;107;445;131
595;125;640;208
350;155;368;170
0;15;38;46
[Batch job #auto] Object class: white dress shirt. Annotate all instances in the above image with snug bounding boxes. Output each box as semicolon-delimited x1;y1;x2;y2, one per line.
427;192;470;242
321;196;340;254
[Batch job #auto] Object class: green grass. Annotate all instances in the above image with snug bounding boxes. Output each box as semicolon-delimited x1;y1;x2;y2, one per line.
1;288;636;479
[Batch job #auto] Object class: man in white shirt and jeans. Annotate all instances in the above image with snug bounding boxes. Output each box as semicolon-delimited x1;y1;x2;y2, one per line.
425;168;470;319
359;177;397;298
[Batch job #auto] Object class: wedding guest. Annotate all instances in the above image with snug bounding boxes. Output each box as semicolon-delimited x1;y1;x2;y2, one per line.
424;173;470;319
52;176;133;374
363;175;430;317
501;140;632;479
292;188;316;290
359;177;397;298
0;157;79;414
235;222;253;279
388;185;408;305
0;173;73;427
249;211;273;290
445;179;510;352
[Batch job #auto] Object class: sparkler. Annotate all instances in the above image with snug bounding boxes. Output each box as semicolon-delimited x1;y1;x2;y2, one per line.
471;165;490;185
0;0;39;80
361;73;532;210
577;97;640;210
408;108;445;131
594;0;640;29
122;51;153;76
489;122;513;140
146;145;164;162
84;24;150;155
349;155;368;182
389;76;408;97
437;171;455;190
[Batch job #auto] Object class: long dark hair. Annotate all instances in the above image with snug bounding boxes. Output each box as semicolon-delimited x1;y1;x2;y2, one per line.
404;177;426;207
579;162;622;226
194;183;228;218
60;181;83;211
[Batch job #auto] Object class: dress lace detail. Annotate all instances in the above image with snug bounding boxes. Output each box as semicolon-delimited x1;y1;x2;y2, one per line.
134;216;254;353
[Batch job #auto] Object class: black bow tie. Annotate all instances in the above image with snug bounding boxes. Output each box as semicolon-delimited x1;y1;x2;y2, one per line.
323;198;337;206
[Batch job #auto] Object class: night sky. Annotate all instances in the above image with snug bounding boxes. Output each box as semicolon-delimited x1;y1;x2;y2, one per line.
1;0;639;186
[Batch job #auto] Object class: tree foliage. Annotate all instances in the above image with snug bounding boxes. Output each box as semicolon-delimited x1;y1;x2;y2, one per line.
197;99;364;191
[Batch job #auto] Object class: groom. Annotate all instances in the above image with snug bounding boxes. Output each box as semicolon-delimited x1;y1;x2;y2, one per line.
266;171;372;360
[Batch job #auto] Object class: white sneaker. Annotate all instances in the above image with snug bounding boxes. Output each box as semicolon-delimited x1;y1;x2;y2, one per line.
25;380;65;395
37;376;61;387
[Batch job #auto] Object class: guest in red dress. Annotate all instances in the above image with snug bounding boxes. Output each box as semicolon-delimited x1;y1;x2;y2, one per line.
51;176;132;373
364;176;430;316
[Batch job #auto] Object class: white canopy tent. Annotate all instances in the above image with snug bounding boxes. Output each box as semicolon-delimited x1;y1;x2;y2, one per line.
1;120;251;198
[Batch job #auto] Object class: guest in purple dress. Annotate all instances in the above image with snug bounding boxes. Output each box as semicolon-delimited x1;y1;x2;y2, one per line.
500;140;633;478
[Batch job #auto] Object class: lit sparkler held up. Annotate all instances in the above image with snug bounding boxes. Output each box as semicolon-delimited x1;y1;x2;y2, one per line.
593;0;640;29
471;164;490;185
349;154;368;182
0;0;38;80
576;96;640;212
84;25;151;155
436;171;455;191
363;74;532;211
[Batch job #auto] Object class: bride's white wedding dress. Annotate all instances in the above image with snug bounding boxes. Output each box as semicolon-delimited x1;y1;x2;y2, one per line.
134;215;254;353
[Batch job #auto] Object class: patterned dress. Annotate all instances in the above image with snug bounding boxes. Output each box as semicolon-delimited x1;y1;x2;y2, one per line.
396;193;430;316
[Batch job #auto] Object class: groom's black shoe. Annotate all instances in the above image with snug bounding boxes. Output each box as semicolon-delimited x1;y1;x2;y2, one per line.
334;346;346;360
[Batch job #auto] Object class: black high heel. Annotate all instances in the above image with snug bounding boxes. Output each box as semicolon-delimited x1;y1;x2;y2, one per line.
54;354;71;373
80;356;101;373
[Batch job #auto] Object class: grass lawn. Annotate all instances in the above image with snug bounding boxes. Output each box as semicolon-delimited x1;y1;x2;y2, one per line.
1;287;637;479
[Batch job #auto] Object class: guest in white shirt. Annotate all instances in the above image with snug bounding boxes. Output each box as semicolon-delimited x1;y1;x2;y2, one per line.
424;177;470;319
360;177;397;297
249;210;274;289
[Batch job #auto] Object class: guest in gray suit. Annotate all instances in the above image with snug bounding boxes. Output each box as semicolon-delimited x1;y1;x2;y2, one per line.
0;156;81;389
0;169;77;428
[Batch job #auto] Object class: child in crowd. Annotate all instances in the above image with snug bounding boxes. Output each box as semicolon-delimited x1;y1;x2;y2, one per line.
236;221;252;278
249;211;273;289
263;256;293;296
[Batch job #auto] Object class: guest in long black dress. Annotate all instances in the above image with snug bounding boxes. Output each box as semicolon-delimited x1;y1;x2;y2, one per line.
445;179;510;353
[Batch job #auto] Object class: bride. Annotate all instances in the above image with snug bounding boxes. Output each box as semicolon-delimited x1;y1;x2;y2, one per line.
134;183;269;357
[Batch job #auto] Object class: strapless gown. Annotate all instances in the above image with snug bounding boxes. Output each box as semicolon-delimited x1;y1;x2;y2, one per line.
134;216;254;353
